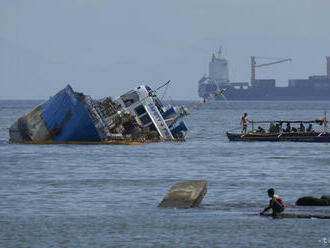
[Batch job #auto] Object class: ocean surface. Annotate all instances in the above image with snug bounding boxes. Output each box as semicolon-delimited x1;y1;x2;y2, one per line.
1;99;330;248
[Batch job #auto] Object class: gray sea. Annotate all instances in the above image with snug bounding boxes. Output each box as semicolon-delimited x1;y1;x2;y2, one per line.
1;100;330;248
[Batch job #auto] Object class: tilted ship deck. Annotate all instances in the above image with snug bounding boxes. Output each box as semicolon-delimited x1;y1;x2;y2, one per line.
9;83;190;144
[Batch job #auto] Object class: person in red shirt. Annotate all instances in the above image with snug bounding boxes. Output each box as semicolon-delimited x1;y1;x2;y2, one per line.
260;188;285;218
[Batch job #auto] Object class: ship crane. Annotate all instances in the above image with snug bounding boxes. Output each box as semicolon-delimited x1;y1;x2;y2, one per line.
251;56;292;88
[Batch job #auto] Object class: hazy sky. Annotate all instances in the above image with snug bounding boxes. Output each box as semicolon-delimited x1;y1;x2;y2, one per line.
1;0;330;99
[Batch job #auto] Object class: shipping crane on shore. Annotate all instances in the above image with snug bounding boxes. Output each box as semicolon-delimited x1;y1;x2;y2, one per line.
250;56;292;87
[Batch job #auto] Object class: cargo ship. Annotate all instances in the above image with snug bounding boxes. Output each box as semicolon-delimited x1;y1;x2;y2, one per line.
198;48;330;100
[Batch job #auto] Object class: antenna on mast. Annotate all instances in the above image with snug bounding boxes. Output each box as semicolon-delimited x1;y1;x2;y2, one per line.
217;46;223;58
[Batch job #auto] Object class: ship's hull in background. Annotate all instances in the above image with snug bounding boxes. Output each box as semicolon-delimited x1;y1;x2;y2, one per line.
224;87;330;100
200;85;330;101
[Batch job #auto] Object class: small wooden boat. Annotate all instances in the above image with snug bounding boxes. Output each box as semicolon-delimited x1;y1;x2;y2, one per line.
227;118;330;142
226;131;330;142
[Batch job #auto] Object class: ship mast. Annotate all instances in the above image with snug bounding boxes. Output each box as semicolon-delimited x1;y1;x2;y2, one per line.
250;56;256;88
326;56;330;78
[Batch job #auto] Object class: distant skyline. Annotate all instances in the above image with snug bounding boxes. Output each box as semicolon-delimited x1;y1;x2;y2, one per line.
1;0;330;99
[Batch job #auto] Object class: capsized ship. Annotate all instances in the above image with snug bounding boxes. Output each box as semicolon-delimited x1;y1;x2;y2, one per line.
198;48;330;100
9;83;190;144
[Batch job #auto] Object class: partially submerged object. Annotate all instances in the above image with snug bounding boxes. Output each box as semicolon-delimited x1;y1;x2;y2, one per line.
260;213;330;219
9;84;190;144
158;180;207;209
296;195;330;206
227;118;330;142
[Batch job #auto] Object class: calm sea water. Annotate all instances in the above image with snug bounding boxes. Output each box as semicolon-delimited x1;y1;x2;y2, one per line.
1;100;330;248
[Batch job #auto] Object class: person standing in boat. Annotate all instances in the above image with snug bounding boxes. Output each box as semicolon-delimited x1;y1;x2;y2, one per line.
260;188;285;218
240;113;248;134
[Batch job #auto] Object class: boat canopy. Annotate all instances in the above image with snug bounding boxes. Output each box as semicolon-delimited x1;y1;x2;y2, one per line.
249;119;326;125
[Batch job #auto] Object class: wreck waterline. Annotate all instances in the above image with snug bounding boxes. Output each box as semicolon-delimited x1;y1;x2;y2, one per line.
9;138;186;145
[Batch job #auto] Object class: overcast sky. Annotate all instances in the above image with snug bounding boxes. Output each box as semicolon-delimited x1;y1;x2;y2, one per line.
1;0;330;100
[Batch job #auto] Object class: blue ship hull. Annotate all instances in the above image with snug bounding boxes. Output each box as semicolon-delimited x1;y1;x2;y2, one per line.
41;85;103;141
9;85;111;142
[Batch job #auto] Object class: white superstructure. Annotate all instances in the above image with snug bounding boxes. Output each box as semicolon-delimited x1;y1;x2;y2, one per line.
115;85;188;140
209;48;229;86
198;47;230;98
